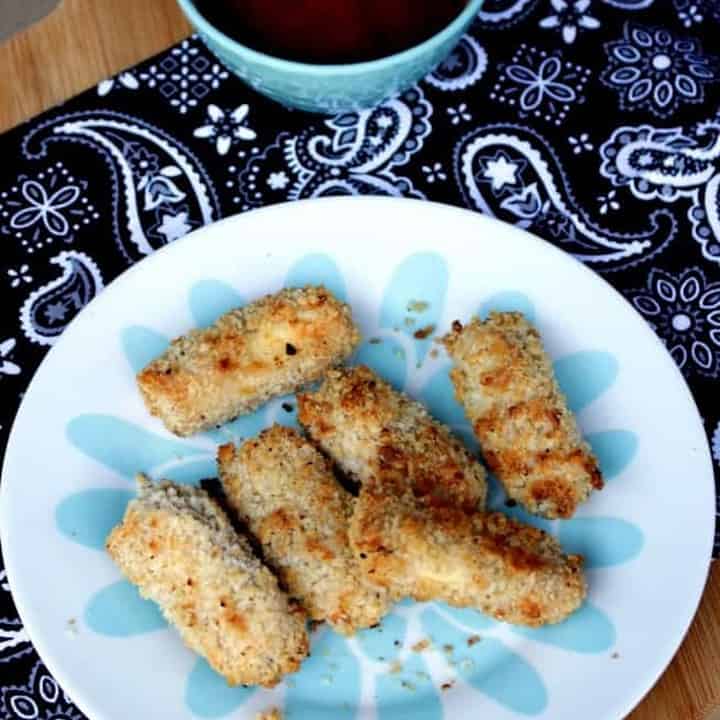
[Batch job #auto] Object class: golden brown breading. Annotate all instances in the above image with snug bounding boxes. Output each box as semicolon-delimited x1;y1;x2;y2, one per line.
443;312;603;519
218;425;391;635
106;475;309;687
255;709;282;720
297;365;487;511
137;286;360;436
299;365;585;626
352;476;586;626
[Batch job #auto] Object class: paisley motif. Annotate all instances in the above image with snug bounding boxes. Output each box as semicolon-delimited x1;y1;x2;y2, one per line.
236;88;431;207
21;111;220;263
425;35;487;91
454;124;676;270
19;251;104;346
600;118;720;262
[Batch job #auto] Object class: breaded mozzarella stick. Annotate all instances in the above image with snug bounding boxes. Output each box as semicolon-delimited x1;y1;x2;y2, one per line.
299;367;586;626
443;312;603;519
107;475;309;687
297;365;487;511
138;286;360;436
218;425;391;635
351;480;586;626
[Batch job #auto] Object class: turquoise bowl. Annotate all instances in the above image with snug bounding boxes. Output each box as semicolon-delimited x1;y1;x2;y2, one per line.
176;0;484;113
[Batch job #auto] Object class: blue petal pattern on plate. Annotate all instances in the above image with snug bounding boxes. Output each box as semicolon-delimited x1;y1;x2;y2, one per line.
587;430;638;479
380;253;448;362
478;291;536;322
514;603;615;653
85;580;167;636
67;415;206;479
353;337;408;390
189;280;245;328
554;351;619;413
422;607;548;715
285;253;347;302
285;630;360;720
56;489;134;550
559;517;644;568
56;260;644;719
186;659;256;718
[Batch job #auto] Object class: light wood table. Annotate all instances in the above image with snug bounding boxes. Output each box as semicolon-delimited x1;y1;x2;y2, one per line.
1;1;718;717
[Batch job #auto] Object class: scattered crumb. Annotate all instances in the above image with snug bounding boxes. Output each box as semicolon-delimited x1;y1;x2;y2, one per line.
416;362;422;369
393;640;401;647
611;652;620;659
429;348;439;359
441;682;454;691
413;324;436;340
404;317;416;327
467;635;481;647
377;656;385;662
415;671;430;681
281;402;294;413
451;320;463;332
401;680;416;692
392;348;406;358
369;337;382;344
65;618;79;637
256;709;282;720
412;639;431;653
407;300;430;313
442;644;454;654
389;661;403;675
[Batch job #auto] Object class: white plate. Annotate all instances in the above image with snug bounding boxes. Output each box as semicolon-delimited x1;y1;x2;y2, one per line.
0;197;713;720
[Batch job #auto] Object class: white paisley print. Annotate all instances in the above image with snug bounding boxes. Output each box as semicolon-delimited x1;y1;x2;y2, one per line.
234;87;432;208
600;118;720;262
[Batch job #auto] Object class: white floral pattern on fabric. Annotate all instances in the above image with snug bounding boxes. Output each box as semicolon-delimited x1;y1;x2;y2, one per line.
713;420;720;464
138;38;229;114
673;0;720;27
491;45;591;126
0;339;21;377
193;104;257;156
0;163;98;254
625;267;720;377
0;619;31;665
97;71;139;97
600;22;719;118
0;660;83;720
539;0;601;44
6;265;32;289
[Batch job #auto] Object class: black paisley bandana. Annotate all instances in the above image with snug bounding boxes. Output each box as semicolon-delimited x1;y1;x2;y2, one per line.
1;0;719;712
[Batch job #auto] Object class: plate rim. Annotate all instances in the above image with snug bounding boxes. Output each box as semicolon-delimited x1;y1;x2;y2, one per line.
0;195;714;720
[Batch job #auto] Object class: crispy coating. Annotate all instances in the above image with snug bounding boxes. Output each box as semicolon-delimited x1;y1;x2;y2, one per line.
443;312;603;519
297;365;487;511
106;475;309;687
298;366;585;626
352;478;586;626
218;425;391;635
137;286;360;436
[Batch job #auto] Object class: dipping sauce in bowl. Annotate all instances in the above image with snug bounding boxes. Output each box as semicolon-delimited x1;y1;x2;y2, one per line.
195;0;469;63
177;0;483;113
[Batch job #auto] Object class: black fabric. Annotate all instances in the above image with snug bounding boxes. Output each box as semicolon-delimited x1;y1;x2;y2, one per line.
1;1;719;713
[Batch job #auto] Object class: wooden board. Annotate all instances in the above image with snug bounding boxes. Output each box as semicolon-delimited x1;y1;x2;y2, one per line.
0;0;718;717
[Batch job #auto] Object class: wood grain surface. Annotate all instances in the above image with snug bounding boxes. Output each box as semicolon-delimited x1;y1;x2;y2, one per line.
0;1;718;718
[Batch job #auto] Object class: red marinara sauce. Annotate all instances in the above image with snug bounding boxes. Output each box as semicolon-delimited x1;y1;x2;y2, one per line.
196;0;468;63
